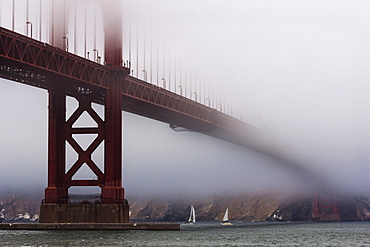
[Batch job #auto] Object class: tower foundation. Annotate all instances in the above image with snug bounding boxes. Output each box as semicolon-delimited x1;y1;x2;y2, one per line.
39;202;129;223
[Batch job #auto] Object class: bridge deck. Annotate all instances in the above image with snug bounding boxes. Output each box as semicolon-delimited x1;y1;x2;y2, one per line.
0;26;271;155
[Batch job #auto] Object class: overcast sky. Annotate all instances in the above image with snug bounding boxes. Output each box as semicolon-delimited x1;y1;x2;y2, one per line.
1;0;370;199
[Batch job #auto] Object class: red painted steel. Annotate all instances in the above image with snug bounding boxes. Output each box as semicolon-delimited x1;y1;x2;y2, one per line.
64;88;105;189
0;26;266;146
0;22;340;219
45;88;67;203
0;25;262;132
1;5;338;220
44;85;108;203
0;25;270;204
102;70;126;203
100;0;126;203
312;193;340;221
0;27;109;89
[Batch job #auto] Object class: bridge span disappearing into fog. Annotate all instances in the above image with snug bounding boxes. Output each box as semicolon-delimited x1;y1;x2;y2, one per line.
0;0;339;223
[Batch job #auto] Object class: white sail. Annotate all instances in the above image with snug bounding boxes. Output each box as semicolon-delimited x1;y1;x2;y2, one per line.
188;205;196;223
192;205;196;223
222;208;229;222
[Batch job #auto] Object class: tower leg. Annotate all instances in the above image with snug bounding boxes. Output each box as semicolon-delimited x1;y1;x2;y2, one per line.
312;192;319;219
102;71;125;203
44;88;67;204
40;82;129;223
312;193;340;221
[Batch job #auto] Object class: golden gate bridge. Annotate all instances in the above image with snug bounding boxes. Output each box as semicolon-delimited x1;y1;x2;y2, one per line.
0;0;338;223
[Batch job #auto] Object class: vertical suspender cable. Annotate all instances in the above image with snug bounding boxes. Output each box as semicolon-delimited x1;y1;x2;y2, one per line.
207;74;215;108
128;2;131;73
26;0;29;36
190;59;192;100
168;40;171;91
215;77;218;110
212;76;215;109
136;8;139;78
204;71;208;106
179;55;182;96
203;69;205;104
200;68;203;104
63;0;66;47
174;43;176;93
12;0;15;31
196;62;198;101
74;0;77;54
39;0;42;40
185;58;188;98
156;24;159;86
201;67;204;105
199;68;202;104
194;64;197;101
51;0;54;45
184;58;187;98
162;31;165;88
209;73;211;108
143;18;146;79
198;68;201;104
94;0;96;59
191;60;194;100
150;12;152;83
84;0;87;58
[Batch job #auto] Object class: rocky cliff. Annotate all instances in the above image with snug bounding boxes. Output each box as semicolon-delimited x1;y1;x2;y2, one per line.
1;190;370;222
0;190;41;222
128;192;286;222
129;193;370;222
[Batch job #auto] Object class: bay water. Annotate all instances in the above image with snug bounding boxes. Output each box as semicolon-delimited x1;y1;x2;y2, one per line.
1;221;369;246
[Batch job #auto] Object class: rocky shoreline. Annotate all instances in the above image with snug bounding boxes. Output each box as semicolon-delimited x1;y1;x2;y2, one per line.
1;190;369;222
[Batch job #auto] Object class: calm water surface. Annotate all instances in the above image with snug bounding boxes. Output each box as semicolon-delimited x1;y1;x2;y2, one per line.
1;222;369;246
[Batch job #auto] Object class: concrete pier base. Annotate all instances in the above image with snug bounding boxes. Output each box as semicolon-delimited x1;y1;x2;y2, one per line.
0;223;180;230
39;203;129;223
312;213;340;221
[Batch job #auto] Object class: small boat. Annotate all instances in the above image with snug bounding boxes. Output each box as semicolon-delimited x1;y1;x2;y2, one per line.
220;208;233;225
184;205;196;224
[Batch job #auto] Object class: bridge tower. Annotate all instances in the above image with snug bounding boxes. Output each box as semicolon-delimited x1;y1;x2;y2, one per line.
312;193;340;221
39;0;129;223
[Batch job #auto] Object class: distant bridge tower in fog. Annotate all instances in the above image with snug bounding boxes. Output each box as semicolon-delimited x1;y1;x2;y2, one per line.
0;0;339;223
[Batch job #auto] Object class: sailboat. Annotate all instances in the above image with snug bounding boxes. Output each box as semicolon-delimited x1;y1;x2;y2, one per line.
185;205;196;224
220;208;233;225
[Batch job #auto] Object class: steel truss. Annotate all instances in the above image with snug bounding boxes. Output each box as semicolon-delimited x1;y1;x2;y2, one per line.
0;27;109;88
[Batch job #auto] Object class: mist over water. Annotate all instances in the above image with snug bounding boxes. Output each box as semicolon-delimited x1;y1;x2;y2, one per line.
1;0;370;199
2;222;370;246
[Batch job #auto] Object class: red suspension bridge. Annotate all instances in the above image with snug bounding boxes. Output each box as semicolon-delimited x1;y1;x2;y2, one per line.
0;0;339;223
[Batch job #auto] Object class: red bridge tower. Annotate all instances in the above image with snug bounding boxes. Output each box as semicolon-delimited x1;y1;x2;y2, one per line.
39;0;129;223
312;193;340;221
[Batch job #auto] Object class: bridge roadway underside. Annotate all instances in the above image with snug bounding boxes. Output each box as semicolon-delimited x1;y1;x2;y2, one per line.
0;59;270;157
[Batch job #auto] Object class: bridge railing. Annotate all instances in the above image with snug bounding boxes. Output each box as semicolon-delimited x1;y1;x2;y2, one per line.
124;75;214;124
124;75;266;133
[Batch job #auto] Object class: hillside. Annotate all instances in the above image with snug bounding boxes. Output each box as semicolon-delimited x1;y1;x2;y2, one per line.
129;192;286;222
1;190;370;222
